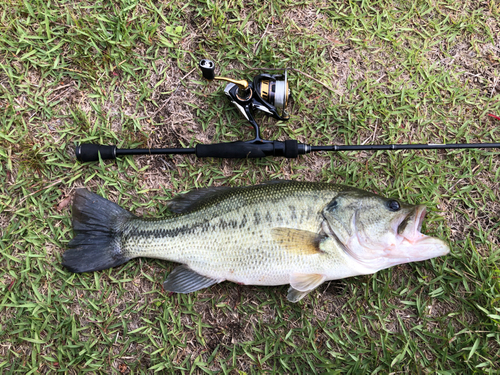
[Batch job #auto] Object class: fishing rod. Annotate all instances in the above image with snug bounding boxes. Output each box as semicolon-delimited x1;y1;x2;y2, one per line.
75;60;500;162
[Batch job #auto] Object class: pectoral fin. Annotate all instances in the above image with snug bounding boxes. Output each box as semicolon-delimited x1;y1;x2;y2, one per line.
163;265;222;294
287;272;326;302
290;272;326;291
272;228;324;255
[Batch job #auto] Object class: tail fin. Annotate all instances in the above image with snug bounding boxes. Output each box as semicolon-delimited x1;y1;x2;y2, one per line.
62;189;137;273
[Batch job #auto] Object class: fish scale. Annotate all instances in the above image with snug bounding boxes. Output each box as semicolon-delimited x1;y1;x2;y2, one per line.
62;180;449;302
119;182;342;285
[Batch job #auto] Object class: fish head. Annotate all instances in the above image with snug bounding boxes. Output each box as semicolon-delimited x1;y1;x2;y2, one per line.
322;190;449;272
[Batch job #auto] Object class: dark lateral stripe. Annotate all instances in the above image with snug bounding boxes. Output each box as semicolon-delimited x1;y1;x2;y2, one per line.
239;214;248;228
128;220;211;239
253;212;261;225
126;215;252;240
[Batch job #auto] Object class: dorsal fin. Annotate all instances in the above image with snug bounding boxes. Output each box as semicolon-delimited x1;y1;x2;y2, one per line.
167;186;233;213
271;228;324;255
167;180;294;214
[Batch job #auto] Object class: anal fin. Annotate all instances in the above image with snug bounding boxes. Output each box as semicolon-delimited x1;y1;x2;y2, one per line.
163;265;222;294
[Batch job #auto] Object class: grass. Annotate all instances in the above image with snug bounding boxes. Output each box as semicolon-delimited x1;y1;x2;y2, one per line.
0;0;499;373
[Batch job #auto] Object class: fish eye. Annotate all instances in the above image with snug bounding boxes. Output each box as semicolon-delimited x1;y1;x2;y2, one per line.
387;199;401;212
326;199;338;211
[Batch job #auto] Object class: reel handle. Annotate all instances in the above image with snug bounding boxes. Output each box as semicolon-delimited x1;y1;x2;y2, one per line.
75;144;117;162
199;59;216;80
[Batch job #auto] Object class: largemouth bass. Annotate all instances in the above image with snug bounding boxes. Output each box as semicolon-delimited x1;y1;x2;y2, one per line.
62;181;449;302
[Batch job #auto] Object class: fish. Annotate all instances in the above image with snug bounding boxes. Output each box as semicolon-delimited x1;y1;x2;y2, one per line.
62;180;450;302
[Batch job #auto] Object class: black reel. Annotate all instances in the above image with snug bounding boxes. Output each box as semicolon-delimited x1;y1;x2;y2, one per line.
199;59;290;142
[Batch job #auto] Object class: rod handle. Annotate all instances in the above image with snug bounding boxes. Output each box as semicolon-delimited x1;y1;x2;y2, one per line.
195;142;265;158
75;144;117;162
195;141;300;158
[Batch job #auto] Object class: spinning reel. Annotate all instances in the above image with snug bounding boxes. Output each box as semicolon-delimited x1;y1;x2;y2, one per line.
199;59;290;142
74;60;500;162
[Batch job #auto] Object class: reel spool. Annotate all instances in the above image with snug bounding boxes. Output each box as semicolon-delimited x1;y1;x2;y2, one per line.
199;59;290;142
255;70;289;119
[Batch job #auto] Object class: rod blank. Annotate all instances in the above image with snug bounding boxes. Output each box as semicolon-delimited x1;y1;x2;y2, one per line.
311;143;500;152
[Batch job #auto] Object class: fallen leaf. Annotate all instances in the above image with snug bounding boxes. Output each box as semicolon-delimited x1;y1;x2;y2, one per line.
119;363;128;373
57;195;71;211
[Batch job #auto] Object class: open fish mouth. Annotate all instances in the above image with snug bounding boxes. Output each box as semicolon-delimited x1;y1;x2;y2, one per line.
389;205;450;266
396;205;428;244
